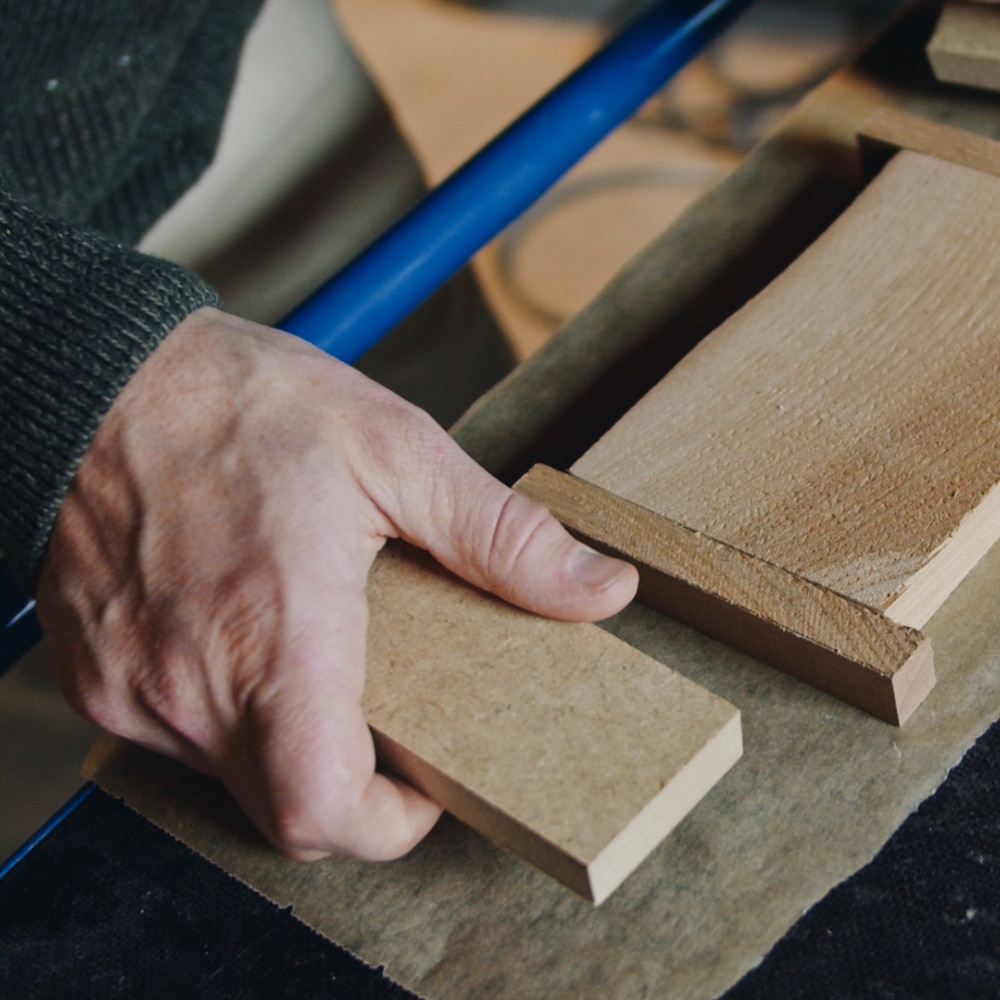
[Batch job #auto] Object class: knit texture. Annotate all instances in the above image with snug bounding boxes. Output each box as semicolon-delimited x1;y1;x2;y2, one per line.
0;0;263;592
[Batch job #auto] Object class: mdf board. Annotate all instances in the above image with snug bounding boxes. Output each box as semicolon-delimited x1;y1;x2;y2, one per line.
928;3;1000;93
525;112;1000;726
363;542;741;904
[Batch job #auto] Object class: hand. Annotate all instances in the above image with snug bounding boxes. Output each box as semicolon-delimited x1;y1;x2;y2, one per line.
36;307;638;862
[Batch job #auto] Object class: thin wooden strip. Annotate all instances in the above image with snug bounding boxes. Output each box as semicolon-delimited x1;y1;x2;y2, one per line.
363;541;742;904
858;106;1000;180
927;3;1000;93
516;465;935;725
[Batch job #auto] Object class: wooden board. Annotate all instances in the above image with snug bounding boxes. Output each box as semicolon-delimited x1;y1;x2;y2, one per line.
363;542;741;905
928;2;1000;94
516;465;934;725
572;144;1000;629
858;106;1000;180
519;115;1000;724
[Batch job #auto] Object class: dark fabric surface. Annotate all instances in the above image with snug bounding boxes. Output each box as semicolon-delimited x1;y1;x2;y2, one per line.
4;716;1000;996
0;789;417;999
723;716;1000;1000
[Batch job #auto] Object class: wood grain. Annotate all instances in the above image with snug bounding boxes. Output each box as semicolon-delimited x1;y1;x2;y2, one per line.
928;2;1000;93
363;542;742;904
572;147;1000;633
516;465;934;725
857;107;1000;181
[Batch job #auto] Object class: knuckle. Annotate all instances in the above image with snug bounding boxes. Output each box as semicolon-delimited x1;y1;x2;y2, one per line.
266;767;369;859
66;673;116;730
268;803;326;858
484;493;552;581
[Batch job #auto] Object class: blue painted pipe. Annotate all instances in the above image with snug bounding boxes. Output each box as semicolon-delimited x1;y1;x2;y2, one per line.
282;0;757;359
0;0;757;675
0;572;41;674
0;781;95;880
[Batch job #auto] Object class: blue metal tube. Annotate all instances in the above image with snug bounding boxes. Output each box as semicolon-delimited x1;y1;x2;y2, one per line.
0;574;41;675
282;0;756;359
1;0;757;676
0;782;95;881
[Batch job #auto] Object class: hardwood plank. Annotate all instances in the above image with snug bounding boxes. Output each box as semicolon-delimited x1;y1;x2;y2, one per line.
928;3;1000;93
572;148;1000;633
363;541;742;904
516;465;934;725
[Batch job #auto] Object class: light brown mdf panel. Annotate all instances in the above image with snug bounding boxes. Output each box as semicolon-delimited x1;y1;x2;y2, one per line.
364;542;741;905
523;110;1000;727
928;3;1000;93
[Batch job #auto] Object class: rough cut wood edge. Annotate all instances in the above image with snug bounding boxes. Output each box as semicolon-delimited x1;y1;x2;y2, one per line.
364;542;743;904
857;106;1000;181
516;465;936;726
927;3;1000;93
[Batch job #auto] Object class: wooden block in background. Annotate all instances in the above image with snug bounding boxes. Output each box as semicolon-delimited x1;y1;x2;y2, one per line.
928;2;1000;93
516;465;935;726
364;542;741;905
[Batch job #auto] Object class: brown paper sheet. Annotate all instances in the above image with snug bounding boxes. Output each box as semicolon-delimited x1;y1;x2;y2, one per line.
88;6;1000;997
89;536;1000;999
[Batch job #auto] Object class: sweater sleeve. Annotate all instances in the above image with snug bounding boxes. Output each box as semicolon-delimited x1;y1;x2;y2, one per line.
0;187;220;594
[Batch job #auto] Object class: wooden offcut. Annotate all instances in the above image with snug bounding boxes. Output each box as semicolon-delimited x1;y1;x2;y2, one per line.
858;107;1000;181
516;465;934;725
544;122;1000;724
928;3;1000;93
364;542;742;905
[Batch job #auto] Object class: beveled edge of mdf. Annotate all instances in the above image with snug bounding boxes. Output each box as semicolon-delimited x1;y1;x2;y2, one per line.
370;728;598;900
515;465;936;727
373;690;743;907
587;711;743;905
857;106;1000;183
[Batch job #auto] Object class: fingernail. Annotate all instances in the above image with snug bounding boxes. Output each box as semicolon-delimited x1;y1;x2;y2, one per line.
570;545;630;590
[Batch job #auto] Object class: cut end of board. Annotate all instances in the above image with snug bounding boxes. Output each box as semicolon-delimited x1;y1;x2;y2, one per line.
890;636;937;727
586;711;743;904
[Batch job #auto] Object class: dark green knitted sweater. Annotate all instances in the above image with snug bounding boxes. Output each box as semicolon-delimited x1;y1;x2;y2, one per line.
0;0;264;592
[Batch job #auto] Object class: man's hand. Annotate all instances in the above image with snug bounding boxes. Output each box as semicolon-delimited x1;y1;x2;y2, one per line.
35;307;638;863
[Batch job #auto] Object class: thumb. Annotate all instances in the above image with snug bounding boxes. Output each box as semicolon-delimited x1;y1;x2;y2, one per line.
366;422;637;622
447;485;639;621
